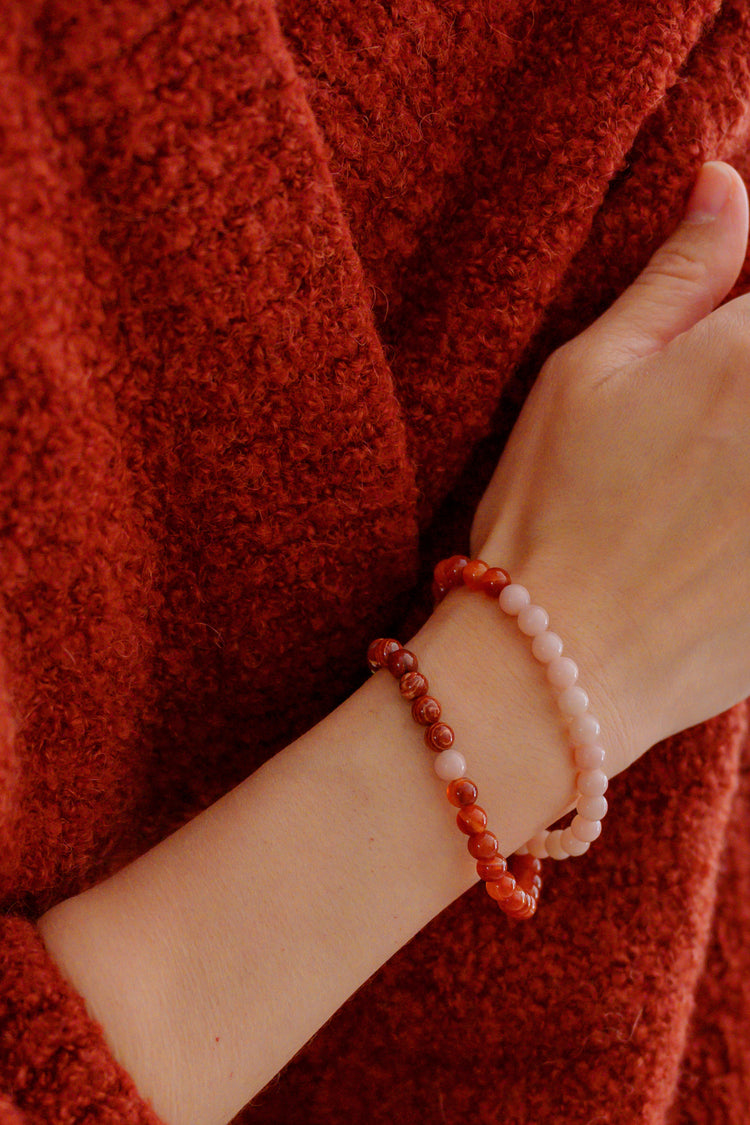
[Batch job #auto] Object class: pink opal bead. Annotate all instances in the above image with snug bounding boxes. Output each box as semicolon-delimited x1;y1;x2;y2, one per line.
531;630;563;663
433;749;467;781
527;833;549;859
571;815;602;843
546;656;578;690
568;713;601;745
517;604;549;636
576;768;608;797
577;794;608;821
498;583;531;615
545;829;569;860
574;743;606;770
560;827;590;856
557;685;589;717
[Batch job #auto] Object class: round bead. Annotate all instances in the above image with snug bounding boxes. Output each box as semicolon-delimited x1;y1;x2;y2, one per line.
386;648;418;678
446;777;478;807
517;604;550;636
456;805;488;835
412;695;441;725
571;815;602;843
431;580;450;604
434;557;458;587
461;559;489;589
366;637;400;672
560;827;591;856
531;630;563;663
568;713;601;745
546;656;578;690
574;743;606;770
527;833;549;859
504;887;527;912
479;567;511;597
433;749;467;781
467;830;499;860
577;794;608;821
485;872;516;900
558;684;589;717
443;556;470;586
498;583;531;615
545;829;569;860
476;855;507;880
425;721;454;752
576;768;608;797
399;671;428;700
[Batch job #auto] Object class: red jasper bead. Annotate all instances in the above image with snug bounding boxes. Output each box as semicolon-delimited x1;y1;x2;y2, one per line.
456;805;487;835
461;559;489;589
399;671;428;700
467;830;499;860
366;637;401;672
479;567;512;597
476;855;508;881
485;872;516;900
425;721;454;752
446;778;478;807
386;648;418;678
412;695;441;725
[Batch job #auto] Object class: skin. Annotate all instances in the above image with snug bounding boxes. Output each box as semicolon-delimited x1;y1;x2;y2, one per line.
35;161;750;1125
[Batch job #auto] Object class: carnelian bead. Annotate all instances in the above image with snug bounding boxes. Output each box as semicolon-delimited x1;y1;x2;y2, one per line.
399;671;428;700
456;805;487;835
531;874;543;892
503;886;527;912
479;567;511;597
476;855;508;880
431;580;450;604
444;555;470;585
366;637;400;672
485;872;516;900
468;830;499;860
433;558;457;587
425;721;454;752
461;559;489;589
412;695;441;725
386;648;418;677
446;778;478;807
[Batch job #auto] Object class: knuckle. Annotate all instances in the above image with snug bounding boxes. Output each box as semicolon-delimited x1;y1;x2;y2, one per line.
645;242;711;290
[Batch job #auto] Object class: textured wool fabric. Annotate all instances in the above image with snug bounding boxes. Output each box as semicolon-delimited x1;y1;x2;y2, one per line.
2;0;750;1122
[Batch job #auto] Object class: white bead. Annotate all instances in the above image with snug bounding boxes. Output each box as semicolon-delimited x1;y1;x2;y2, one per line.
577;794;608;821
517;604;549;636
545;829;570;860
576;768;608;797
546;655;578;690
514;843;529;855
571;815;602;843
433;748;467;781
527;833;549;859
560;827;590;856
498;583;530;615
568;713;601;745
531;630;563;663
558;684;589;717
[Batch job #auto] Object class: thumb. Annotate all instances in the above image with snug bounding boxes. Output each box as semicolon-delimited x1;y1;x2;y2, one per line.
576;161;749;366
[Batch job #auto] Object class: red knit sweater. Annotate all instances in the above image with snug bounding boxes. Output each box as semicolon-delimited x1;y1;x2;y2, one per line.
2;1;750;1122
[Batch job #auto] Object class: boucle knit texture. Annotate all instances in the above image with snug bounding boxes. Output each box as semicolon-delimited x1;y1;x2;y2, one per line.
1;1;750;1122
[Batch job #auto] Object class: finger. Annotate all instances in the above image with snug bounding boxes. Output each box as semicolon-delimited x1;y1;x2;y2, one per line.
574;161;749;366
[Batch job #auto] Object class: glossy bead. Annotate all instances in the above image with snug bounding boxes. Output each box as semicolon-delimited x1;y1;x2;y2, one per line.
399;671;428;700
431;580;450;604
569;713;601;745
574;743;606;770
446;778;478;807
366;637;400;672
503;886;527;912
476;855;507;880
531;630;563;663
576;768;608;797
425;721;454;752
499;583;531;615
434;557;458;587
546;656;578;690
444;555;470;586
461;559;489;589
412;695;441;725
386;648;418;678
560;827;590;856
545;829;569;861
577;794;608;821
433;749;467;780
527;833;549;859
467;830;499;860
456;805;487;835
557;684;589;716
517;604;549;636
479;567;511;597
485;872;516;900
571;815;602;843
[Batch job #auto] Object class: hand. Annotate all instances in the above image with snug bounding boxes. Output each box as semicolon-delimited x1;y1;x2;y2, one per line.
470;161;750;775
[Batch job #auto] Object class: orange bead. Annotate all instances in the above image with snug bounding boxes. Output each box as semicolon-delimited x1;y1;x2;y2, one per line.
461;559;489;589
366;638;401;672
399;671;428;700
412;696;441;725
386;648;418;677
486;872;516;900
446;778;478;807
456;805;487;835
425;721;454;752
444;556;470;586
479;567;511;597
476;855;507;881
503;887;527;912
468;830;499;860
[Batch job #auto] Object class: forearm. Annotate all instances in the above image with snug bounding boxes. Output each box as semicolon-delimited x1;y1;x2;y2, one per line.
36;580;630;1125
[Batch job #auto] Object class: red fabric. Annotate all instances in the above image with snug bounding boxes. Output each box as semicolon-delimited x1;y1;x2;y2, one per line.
1;1;750;1121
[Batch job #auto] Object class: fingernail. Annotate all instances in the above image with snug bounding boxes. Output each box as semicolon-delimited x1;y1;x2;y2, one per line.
684;161;733;223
